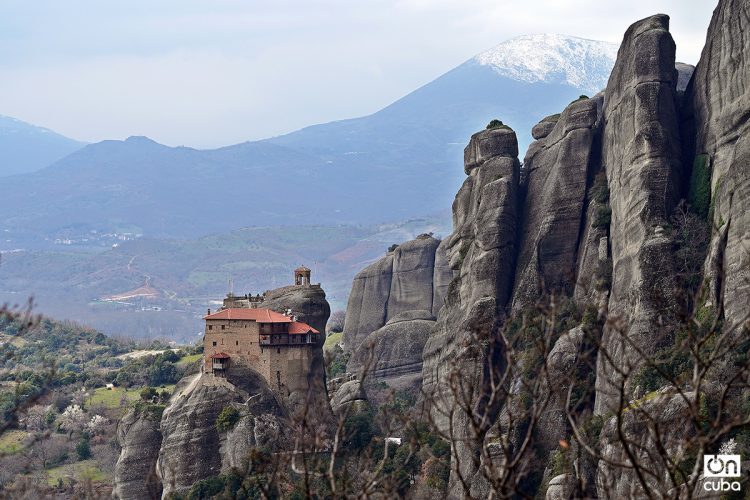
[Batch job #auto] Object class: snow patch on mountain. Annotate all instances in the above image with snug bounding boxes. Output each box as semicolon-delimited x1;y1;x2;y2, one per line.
474;34;618;94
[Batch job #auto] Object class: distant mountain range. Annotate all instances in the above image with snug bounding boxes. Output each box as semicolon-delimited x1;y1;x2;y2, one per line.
0;115;85;177
0;34;618;340
0;35;617;243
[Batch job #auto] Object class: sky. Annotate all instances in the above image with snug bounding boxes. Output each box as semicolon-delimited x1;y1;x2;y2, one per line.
0;1;716;149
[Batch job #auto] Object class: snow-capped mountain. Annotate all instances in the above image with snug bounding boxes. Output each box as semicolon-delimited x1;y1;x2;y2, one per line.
1;34;620;240
474;34;618;95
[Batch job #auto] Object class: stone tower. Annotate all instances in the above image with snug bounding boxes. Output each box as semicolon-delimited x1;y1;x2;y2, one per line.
294;265;311;286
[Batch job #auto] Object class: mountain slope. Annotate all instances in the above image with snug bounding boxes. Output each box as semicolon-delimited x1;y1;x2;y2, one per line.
0;115;85;176
0;35;616;243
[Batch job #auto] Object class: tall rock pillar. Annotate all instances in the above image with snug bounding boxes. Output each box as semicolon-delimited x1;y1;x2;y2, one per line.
594;14;682;414
421;126;520;497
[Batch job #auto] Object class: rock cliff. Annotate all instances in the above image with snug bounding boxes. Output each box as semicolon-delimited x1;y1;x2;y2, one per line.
422;126;520;495
342;234;445;354
341;4;749;496
594;14;683;414
512;96;600;311
686;0;750;337
113;408;163;500
341;234;448;401
158;367;287;498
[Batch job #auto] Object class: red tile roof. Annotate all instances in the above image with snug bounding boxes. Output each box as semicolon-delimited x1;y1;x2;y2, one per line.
204;307;319;335
204;308;292;322
289;322;319;334
210;352;230;359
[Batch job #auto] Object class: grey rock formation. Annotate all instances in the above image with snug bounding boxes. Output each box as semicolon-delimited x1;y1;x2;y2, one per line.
330;380;368;413
432;238;453;317
675;62;695;93
594;14;682;415
350;309;435;401
386;235;440;318
220;391;289;471
113;409;163;500
342;254;394;353
422;127;520;496
343;234;446;356
686;0;750;337
546;474;575;500
157;366;286;498
538;326;585;450
597;390;695;498
512;97;599;311
531;114;560;140
341;234;450;399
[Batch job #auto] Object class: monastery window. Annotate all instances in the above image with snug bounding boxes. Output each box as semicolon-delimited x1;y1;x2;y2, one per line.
212;341;217;346
208;325;213;331
221;325;225;330
236;341;239;346
277;348;280;354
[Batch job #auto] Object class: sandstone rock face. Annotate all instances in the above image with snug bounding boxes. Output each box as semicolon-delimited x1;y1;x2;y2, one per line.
532;114;560;140
341;234;449;401
113;409;163;500
675;62;695;93
594;14;682;415
597;390;695;498
157;374;243;497
512;97;599;311
343;235;447;356
421;127;520;496
342;255;394;353
687;0;750;336
349;310;435;401
538;326;585;450
157;367;286;498
330;380;367;413
432;238;453;317
387;236;440;318
546;474;575;500
220;388;289;471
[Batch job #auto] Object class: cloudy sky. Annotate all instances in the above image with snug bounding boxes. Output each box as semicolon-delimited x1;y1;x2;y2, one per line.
0;1;715;148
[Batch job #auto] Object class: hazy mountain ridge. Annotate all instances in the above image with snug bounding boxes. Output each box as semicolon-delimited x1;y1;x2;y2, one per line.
0;34;617;245
0;115;85;177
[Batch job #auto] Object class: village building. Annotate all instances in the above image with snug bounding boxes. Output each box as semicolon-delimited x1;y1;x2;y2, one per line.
203;266;321;396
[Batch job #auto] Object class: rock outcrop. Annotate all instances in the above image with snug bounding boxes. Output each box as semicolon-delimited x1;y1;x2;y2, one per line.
597;390;696;498
686;0;750;337
387;236;440;319
342;234;446;354
512;96;600;311
594;14;682;415
349;309;435;402
157;367;287;498
421;126;520;496
113;409;163;500
342;254;394;353
340;234;449;402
